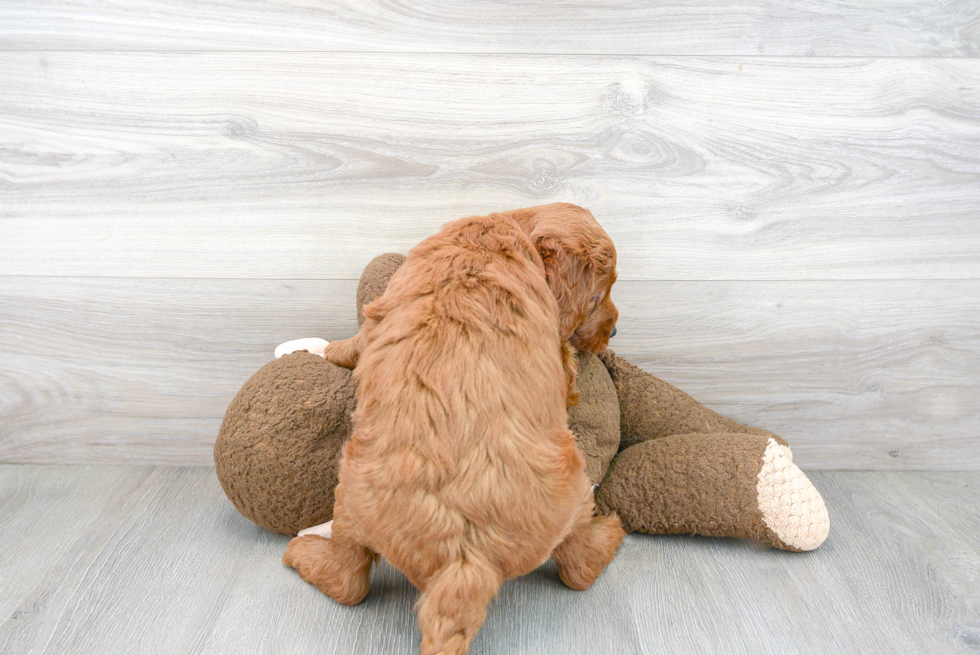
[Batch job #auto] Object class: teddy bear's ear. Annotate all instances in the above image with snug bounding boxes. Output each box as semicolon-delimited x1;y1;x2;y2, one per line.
356;253;406;327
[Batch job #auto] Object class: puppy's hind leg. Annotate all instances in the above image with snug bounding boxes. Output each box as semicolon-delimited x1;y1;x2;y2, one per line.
283;497;374;605
416;556;501;655
551;490;624;591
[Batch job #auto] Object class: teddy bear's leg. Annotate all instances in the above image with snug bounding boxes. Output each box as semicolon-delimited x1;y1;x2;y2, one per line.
551;488;625;590
596;433;829;551
282;495;375;605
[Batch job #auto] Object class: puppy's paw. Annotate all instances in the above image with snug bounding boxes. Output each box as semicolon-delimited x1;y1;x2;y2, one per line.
556;514;624;591
283;534;331;573
275;337;329;359
283;534;372;605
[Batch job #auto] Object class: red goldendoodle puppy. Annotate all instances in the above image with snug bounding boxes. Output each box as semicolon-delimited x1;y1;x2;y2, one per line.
283;203;624;654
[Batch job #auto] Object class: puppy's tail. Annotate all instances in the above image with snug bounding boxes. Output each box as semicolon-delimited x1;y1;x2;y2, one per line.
416;555;501;655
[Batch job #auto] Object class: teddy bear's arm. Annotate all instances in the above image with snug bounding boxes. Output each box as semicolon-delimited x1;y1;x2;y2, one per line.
597;350;785;450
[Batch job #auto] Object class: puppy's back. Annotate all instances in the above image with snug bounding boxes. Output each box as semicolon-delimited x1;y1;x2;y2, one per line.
342;215;586;582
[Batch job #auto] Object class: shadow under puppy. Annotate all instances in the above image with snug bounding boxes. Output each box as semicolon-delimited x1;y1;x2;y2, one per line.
283;203;625;655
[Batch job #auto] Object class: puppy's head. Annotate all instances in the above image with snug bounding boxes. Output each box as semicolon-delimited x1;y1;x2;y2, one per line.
517;204;618;353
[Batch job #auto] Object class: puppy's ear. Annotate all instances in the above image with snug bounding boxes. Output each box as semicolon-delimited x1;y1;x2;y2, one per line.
534;235;558;272
537;230;613;279
534;235;572;287
586;243;615;278
533;234;593;341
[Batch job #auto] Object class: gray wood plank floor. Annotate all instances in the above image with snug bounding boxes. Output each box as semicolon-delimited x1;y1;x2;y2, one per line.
1;465;978;654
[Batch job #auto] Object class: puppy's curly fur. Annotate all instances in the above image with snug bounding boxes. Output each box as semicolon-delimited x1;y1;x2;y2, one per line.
284;203;624;655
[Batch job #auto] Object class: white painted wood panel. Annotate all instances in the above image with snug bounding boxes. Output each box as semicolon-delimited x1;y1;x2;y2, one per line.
0;278;359;465
616;281;980;470
1;277;976;469
0;1;976;56
2;54;979;280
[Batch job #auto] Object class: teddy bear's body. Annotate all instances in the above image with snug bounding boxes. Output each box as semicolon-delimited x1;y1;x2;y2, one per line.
215;253;829;553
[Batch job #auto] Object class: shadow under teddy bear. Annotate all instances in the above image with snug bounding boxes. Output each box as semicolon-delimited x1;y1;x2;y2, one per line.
215;253;829;553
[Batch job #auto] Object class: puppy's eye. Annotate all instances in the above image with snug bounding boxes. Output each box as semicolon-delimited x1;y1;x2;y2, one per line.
590;294;602;308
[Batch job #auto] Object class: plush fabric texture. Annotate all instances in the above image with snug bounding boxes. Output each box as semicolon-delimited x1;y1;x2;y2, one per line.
596;350;785;450
596;432;792;549
214;352;356;535
356;253;407;327
567;351;621;484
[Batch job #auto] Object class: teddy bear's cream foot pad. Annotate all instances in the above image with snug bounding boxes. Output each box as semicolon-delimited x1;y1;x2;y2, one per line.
758;439;830;551
275;338;329;359
298;520;333;539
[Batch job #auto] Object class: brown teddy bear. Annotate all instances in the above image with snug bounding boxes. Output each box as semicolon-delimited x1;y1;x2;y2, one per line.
215;254;829;552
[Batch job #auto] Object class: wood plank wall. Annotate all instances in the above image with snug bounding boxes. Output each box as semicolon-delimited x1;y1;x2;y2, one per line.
1;2;978;468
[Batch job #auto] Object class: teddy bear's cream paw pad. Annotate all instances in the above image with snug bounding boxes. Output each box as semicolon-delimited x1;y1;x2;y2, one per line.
297;520;333;539
275;338;329;359
757;439;829;551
